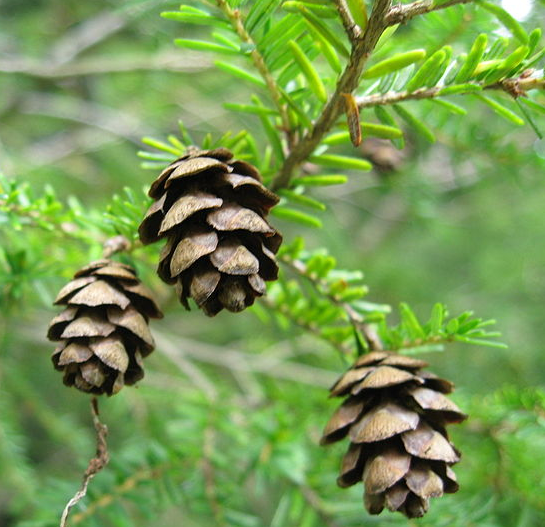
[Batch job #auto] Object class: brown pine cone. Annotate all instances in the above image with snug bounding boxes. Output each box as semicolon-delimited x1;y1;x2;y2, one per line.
320;351;466;518
47;259;163;395
138;148;281;316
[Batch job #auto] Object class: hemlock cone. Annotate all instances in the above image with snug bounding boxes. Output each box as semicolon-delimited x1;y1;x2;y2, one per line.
320;351;466;518
47;259;163;395
138;148;281;316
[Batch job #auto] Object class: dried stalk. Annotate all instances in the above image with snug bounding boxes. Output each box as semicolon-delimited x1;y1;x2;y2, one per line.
60;398;109;527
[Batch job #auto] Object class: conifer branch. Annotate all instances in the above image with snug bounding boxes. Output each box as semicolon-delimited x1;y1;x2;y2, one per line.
60;398;109;527
214;0;294;147
386;0;474;26
280;255;363;326
280;255;383;353
260;297;353;356
271;0;392;190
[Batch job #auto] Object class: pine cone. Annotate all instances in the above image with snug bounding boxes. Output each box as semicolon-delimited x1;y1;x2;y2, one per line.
47;259;163;396
320;351;466;518
138;148;281;316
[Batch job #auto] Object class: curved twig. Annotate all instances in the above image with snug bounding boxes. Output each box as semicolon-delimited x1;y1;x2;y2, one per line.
60;398;109;527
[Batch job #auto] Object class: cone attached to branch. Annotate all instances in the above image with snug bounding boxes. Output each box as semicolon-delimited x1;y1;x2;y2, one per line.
320;351;466;518
47;259;163;396
138;148;281;316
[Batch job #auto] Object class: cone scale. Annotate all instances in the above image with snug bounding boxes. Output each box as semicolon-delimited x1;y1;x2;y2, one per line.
320;351;467;518
47;259;163;395
138;148;281;316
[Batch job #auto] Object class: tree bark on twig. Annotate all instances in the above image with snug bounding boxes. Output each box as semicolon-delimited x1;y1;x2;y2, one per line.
60;398;109;527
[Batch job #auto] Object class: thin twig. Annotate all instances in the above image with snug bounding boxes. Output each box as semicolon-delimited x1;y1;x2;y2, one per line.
60;398;109;527
102;235;131;258
215;0;294;148
334;0;361;43
271;0;392;190
386;0;474;26
355;76;545;109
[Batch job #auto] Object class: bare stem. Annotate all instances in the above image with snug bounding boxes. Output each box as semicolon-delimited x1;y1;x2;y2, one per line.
102;235;132;258
355;76;545;109
60;398;109;527
215;0;293;147
271;0;392;190
386;0;474;26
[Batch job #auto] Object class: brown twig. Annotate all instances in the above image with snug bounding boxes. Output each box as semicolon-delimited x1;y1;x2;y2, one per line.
102;235;132;258
271;0;393;190
60;398;109;527
334;0;362;43
386;0;474;26
355;76;545;109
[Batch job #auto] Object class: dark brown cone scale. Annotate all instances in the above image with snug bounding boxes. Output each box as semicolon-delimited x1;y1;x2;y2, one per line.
320;351;466;519
138;148;281;316
47;260;163;396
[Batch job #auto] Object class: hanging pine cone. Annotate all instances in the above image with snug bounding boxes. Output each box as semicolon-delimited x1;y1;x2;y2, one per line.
320;351;467;518
138;148;281;316
47;259;163;396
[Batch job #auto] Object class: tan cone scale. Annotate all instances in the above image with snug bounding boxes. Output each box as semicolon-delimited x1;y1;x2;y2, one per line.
47;259;163;395
138;148;281;316
320;351;466;519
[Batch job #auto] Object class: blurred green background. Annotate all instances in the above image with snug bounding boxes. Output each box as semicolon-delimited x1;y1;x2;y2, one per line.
1;0;545;525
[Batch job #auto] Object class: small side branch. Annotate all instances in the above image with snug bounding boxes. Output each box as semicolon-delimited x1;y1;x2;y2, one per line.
60;398;109;527
334;0;362;43
355;75;545;109
386;0;474;26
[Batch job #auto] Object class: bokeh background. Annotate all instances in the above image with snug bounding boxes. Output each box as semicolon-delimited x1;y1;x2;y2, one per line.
1;0;545;526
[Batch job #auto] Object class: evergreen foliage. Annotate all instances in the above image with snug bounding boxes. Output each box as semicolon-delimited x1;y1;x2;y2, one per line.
0;0;544;525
